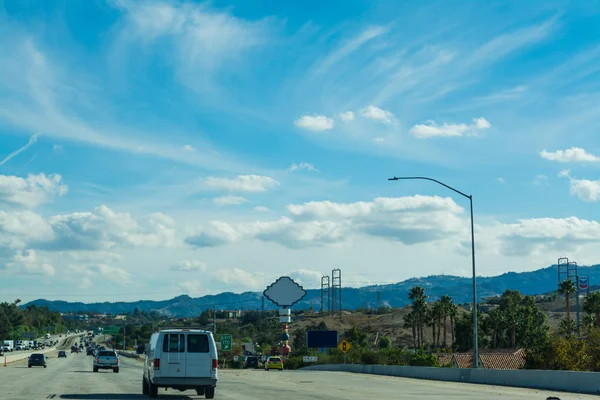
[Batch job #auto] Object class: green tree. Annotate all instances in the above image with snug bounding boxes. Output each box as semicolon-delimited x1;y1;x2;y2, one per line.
408;286;426;348
559;279;576;332
584;291;600;329
484;308;504;348
292;328;307;355
403;311;417;349
582;314;596;335
440;295;452;348
378;337;392;350
448;302;458;347
343;326;368;348
432;300;444;347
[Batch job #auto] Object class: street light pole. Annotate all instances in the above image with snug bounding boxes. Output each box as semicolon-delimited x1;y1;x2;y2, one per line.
388;176;478;368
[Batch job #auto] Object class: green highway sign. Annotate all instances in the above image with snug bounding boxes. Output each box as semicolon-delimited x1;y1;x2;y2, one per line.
103;326;119;335
221;334;232;351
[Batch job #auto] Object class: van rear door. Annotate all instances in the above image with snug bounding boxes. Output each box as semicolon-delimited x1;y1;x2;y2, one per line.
185;333;212;378
162;333;186;378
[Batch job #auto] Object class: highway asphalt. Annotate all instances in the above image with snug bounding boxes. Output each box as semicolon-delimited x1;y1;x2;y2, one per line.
0;353;597;399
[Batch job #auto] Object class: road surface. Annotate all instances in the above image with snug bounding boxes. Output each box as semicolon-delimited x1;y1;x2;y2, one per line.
0;354;596;399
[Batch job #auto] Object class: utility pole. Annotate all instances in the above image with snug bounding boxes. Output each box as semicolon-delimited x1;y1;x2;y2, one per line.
332;269;342;320
320;276;330;316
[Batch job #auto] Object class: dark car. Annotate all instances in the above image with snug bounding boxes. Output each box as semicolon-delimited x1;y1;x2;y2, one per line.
58;351;67;358
71;346;79;353
28;353;47;368
136;345;145;355
87;348;95;356
245;356;259;369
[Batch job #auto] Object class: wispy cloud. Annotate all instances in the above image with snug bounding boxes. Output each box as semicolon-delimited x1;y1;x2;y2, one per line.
0;133;41;166
294;114;334;132
410;117;491;139
288;162;318;172
212;195;249;206
204;175;279;193
338;111;355;122
540;147;600;163
312;25;389;76
360;105;396;125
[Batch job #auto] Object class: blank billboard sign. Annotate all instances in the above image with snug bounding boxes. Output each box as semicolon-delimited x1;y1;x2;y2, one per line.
307;330;338;348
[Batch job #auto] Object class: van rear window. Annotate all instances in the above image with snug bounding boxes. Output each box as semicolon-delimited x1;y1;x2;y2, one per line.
162;334;185;353
187;334;209;353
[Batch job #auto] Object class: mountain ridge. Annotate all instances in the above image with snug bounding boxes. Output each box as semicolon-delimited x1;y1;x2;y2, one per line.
24;264;600;317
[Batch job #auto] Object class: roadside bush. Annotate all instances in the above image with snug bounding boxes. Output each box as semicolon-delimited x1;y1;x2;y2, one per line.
409;350;439;367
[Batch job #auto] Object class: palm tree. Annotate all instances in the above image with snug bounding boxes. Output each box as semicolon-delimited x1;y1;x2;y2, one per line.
559;317;576;337
424;306;435;347
403;311;417;349
432;301;444;347
448;302;458;347
583;291;600;328
440;295;452;347
559;279;577;331
582;313;596;335
409;286;427;348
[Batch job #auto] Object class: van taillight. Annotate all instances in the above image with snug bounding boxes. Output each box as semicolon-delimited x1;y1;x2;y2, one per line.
153;358;160;370
212;359;218;369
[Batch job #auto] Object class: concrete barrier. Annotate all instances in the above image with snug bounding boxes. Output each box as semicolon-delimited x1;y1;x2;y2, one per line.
301;364;600;395
118;351;142;360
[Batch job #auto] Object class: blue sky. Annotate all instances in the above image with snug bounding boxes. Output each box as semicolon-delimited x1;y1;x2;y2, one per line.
1;0;599;303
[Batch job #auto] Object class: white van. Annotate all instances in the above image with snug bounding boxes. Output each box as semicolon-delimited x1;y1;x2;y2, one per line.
143;329;218;398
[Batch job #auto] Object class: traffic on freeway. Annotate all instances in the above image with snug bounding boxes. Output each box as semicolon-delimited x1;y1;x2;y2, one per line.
0;329;596;399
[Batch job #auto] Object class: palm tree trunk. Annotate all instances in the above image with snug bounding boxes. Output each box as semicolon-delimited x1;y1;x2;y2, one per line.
443;313;447;347
437;315;441;347
412;324;416;349
450;317;455;346
566;294;571;329
432;323;436;347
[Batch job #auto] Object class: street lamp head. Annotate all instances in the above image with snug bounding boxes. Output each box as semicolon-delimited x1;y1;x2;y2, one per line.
387;177;399;181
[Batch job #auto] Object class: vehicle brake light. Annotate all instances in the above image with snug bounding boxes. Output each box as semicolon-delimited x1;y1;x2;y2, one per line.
95;358;99;363
212;359;219;369
153;358;160;370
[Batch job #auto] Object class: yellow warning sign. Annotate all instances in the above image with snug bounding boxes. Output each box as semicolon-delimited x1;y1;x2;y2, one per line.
338;339;351;353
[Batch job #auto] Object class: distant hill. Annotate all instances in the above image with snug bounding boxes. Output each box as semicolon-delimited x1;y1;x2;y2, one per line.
24;264;600;317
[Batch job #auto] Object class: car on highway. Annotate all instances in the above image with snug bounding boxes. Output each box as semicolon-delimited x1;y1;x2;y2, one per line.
87;348;95;356
264;356;283;371
93;350;119;373
28;353;47;368
58;351;67;358
244;356;259;369
71;346;79;353
143;329;218;398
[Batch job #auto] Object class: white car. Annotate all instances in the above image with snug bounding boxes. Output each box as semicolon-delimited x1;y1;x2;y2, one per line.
143;329;218;398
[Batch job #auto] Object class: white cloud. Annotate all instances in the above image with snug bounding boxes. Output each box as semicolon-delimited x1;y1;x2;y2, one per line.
3;249;55;276
0;173;68;208
179;280;204;294
540;147;600;163
485;217;600;257
1;206;178;252
170;260;206;272
183;144;195;152
288;162;318;172
254;206;270;212
213;195;249;206
360;105;396;124
204;175;279;193
410;117;491;139
294;114;334;132
497;177;506;184
373;137;385;143
339;111;355;122
559;171;600;202
186;195;466;250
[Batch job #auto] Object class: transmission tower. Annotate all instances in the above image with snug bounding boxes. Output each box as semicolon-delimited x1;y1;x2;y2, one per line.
332;269;342;319
320;276;331;316
376;291;382;309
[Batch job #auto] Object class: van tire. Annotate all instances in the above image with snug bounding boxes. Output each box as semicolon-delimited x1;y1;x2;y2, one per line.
142;378;149;395
196;388;205;396
148;382;158;398
93;367;98;372
205;387;215;399
113;367;119;373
